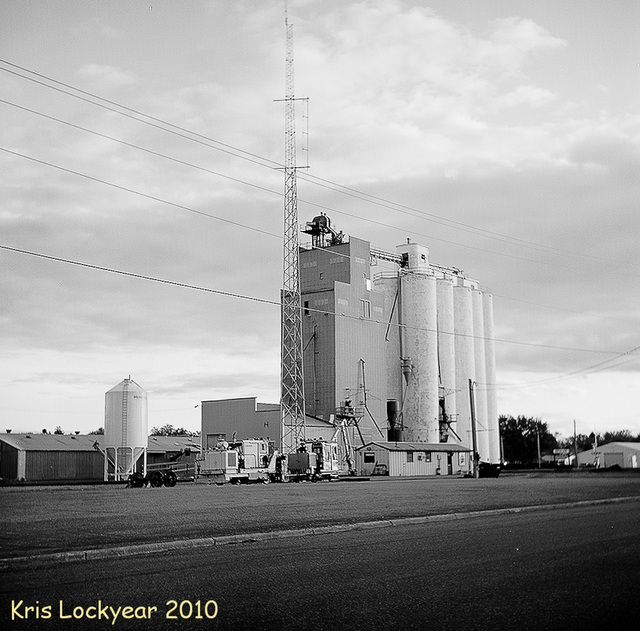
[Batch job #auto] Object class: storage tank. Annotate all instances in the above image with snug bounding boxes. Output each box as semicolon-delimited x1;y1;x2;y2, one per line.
482;291;500;463
104;377;148;481
472;289;490;462
374;273;403;406
436;275;457;442
397;243;439;443
453;281;475;452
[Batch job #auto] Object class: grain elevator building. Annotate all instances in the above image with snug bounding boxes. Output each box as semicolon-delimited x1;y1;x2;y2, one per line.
300;215;500;468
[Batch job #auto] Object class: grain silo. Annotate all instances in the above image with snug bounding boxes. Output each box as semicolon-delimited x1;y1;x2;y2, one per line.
397;243;439;443
482;291;500;462
453;280;476;453
374;273;404;437
104;377;148;481
294;216;499;476
472;288;490;461
436;274;457;442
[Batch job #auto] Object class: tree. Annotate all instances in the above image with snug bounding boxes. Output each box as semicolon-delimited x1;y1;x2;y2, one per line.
557;430;640;453
89;427;104;435
499;415;558;466
54;426;64;435
602;430;638;443
150;424;193;437
558;433;594;453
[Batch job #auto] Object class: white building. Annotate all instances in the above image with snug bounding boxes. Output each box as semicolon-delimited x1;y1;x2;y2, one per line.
356;441;472;477
576;442;640;469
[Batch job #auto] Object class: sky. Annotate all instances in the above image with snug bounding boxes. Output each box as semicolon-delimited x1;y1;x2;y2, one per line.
1;0;638;441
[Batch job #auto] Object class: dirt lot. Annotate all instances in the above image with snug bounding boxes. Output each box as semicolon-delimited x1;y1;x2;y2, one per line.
1;471;639;560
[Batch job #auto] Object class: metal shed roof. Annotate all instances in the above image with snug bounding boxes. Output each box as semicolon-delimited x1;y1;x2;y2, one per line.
0;434;201;454
145;436;201;454
0;434;100;451
356;441;471;453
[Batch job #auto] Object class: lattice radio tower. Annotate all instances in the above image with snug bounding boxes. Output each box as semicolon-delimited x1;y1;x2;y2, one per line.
280;7;306;454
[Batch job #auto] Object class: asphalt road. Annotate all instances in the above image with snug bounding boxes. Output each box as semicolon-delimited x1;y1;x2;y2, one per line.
2;501;638;631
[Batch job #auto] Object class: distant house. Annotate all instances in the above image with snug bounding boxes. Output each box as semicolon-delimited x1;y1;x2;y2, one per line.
576;442;640;469
0;433;200;484
355;441;472;477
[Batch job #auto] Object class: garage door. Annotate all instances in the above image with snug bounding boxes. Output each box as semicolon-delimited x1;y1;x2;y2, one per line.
603;452;624;468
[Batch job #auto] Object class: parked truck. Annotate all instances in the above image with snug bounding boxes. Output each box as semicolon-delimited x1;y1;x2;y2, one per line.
196;437;341;485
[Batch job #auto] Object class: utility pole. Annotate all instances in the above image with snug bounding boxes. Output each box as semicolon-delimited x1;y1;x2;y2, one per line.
469;379;479;478
279;7;306;455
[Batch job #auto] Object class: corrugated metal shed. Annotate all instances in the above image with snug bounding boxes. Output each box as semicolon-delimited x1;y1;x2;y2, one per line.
0;434;202;483
356;441;472;477
0;434;103;482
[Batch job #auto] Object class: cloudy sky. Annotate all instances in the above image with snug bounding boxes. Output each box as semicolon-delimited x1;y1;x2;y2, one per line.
1;0;638;440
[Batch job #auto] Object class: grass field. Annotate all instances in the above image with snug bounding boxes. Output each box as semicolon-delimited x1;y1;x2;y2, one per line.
1;471;639;560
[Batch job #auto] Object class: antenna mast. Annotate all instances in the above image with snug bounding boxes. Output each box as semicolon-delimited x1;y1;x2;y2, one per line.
280;7;306;454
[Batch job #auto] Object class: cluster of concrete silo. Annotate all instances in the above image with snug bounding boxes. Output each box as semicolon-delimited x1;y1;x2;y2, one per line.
375;242;500;464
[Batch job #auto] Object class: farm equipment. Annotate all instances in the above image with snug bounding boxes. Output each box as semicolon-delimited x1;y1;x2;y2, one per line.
128;468;178;488
196;437;341;484
197;438;279;485
127;448;196;488
287;439;340;482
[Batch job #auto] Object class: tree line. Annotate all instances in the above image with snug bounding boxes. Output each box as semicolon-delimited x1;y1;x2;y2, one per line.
499;415;640;467
52;424;199;437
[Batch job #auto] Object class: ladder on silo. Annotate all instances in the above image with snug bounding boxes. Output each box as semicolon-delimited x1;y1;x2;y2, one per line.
121;380;129;449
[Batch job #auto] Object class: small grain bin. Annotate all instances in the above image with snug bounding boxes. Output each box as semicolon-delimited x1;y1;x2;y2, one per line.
104;377;148;481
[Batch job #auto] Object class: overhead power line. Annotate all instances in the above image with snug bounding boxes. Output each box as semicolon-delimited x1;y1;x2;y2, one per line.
2;243;637;359
1;59;637;337
0;60;280;171
1;141;634;328
480;343;640;390
0;58;625;268
0;99;284;199
491;292;639;326
0;147;280;240
0;97;549;266
0;132;549;268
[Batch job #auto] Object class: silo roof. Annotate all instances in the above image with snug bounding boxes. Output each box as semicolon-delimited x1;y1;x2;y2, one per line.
106;378;146;394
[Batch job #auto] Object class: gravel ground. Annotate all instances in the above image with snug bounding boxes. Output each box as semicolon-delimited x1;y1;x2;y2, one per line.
1;471;639;559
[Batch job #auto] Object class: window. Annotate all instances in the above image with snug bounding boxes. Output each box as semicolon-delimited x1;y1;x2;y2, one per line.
363;452;375;463
206;433;226;449
406;452;414;463
360;299;371;318
303;300;310;316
